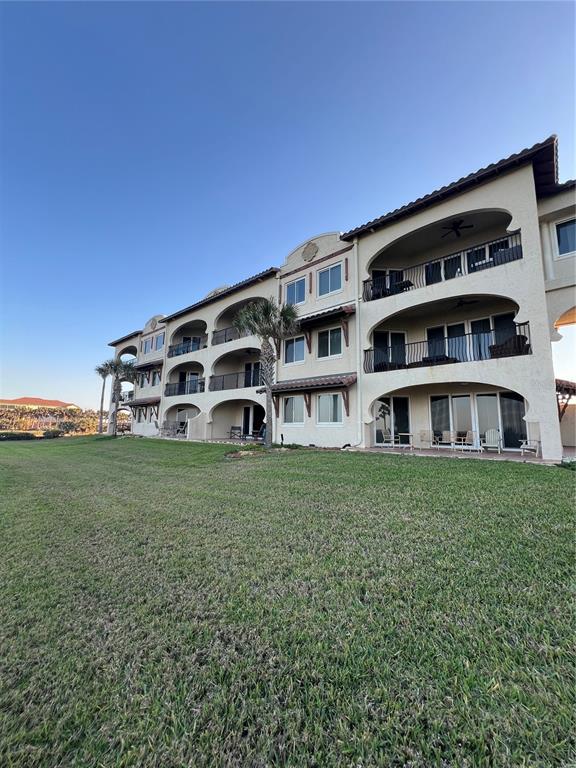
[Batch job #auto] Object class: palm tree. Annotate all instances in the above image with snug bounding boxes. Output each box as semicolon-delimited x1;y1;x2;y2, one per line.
95;360;114;434
107;359;137;436
234;298;299;448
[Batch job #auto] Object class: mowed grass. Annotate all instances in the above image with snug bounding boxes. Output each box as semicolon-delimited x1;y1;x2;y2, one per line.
0;437;574;767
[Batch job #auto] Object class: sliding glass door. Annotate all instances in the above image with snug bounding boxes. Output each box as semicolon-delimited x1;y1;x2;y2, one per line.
430;391;527;449
500;392;527;448
375;397;410;445
476;394;499;441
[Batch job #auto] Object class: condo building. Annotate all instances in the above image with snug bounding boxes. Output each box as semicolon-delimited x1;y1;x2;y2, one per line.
108;136;576;461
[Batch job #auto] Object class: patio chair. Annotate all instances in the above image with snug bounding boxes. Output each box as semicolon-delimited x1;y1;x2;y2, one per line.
229;426;242;440
481;428;501;454
520;439;540;457
457;430;480;452
437;430;457;450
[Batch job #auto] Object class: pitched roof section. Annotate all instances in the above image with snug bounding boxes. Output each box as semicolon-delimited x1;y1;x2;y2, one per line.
341;136;561;241
298;304;355;328
0;397;80;408
258;373;357;394
163;268;279;323
134;359;164;370
125;397;161;407
108;330;142;347
556;378;576;397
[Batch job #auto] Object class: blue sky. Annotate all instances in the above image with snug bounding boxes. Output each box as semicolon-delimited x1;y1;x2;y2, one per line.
1;1;574;408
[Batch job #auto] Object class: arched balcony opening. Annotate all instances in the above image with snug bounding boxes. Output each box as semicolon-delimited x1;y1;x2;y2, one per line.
364;294;530;373
369;382;531;453
117;344;137;360
164;362;205;397
161;403;201;438
212;298;267;346
168;320;208;358
210;399;265;441
363;210;520;302
209;348;261;392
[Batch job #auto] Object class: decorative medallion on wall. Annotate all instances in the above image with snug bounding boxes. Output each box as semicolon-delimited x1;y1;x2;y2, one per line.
302;241;319;262
150;318;158;330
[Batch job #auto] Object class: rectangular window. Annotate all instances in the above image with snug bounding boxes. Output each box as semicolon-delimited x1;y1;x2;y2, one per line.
151;370;161;386
284;336;305;364
143;338;153;354
286;277;306;305
155;332;165;351
556;219;576;256
284;396;304;424
318;263;342;296
318;327;342;358
317;394;342;424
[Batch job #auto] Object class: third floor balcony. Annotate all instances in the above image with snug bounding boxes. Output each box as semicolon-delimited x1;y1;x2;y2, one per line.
363;210;523;303
363;232;522;302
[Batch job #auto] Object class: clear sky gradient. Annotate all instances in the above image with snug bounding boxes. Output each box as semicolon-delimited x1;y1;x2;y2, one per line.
1;1;575;408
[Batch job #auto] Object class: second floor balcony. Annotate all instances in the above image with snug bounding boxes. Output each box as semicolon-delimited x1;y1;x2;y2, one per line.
212;326;251;346
209;369;262;392
364;322;531;373
165;379;206;397
363;228;523;303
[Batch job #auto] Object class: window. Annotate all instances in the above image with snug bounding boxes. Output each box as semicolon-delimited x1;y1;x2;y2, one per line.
138;373;147;388
318;263;342;296
155;332;165;351
143;338;153;354
284;396;304;424
284;336;305;364
556;219;576;256
151;370;161;386
318;327;342;358
286;277;306;305
317;394;342;424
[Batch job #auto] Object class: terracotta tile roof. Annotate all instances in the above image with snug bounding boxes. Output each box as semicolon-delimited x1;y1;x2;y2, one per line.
108;330;142;347
125;397;161;407
162;268;279;323
134;359;164;369
298;304;356;327
0;397;80;409
556;378;576;396
341;136;561;241
258;373;357;394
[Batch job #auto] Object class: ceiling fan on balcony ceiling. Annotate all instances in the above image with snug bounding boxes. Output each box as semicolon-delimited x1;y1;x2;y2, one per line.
454;298;479;308
441;219;474;238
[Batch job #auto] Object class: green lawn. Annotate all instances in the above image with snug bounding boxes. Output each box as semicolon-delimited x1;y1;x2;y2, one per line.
0;437;574;767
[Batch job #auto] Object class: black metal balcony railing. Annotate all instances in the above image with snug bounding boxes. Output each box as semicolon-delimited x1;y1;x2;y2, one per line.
212;326;251;346
209;370;262;391
167;337;207;358
363;232;523;302
164;379;206;396
364;322;531;373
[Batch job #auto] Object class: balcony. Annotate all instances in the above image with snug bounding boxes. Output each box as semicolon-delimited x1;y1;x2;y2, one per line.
212;326;250;346
363;232;522;302
118;391;134;403
167;338;207;358
209;370;262;392
164;379;206;397
364;322;531;373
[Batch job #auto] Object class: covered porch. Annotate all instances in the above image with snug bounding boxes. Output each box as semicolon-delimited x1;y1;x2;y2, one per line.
367;383;541;456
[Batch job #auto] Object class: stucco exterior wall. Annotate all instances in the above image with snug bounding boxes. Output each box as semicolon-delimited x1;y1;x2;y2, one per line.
108;162;574;459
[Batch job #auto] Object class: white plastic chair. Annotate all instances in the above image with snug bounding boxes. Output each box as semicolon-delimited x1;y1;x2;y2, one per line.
481;428;501;454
